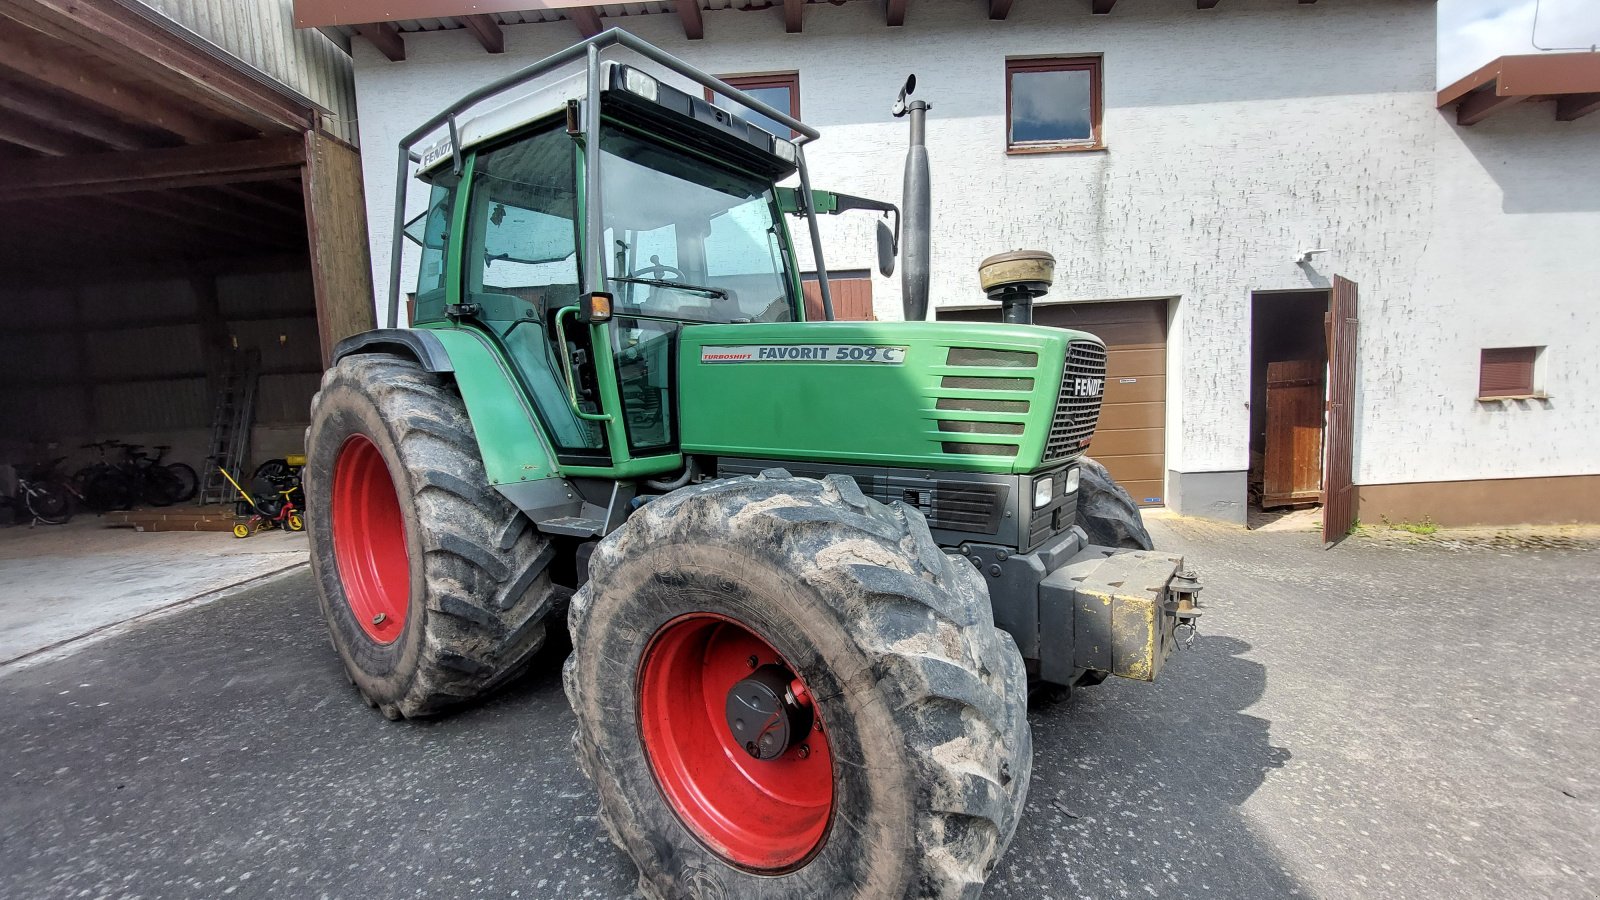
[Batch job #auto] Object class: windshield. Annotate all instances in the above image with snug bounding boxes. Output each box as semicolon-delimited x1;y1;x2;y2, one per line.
599;127;795;323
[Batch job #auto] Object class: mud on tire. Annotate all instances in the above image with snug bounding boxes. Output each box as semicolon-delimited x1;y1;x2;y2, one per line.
1075;456;1155;551
565;470;1032;899
305;354;559;719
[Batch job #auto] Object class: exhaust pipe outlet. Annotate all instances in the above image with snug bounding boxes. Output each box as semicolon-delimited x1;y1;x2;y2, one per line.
894;76;931;322
978;250;1056;326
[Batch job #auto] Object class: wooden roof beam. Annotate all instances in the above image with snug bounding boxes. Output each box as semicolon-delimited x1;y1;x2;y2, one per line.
1454;88;1522;126
0;75;162;151
888;0;907;27
1197;1;1219;9
461;14;504;53
1556;92;1600;122
569;7;602;39
677;1;704;40
0;26;243;145
0;136;306;202
355;22;406;61
1090;1;1115;15
1;0;311;133
0;113;107;155
783;0;803;33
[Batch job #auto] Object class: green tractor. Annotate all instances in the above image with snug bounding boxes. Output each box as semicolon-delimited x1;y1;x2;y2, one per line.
307;30;1200;898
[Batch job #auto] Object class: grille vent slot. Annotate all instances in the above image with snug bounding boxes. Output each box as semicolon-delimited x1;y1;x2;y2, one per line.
940;375;1033;392
936;397;1029;414
942;442;1015;457
946;347;1038;368
1044;340;1107;461
938;420;1024;436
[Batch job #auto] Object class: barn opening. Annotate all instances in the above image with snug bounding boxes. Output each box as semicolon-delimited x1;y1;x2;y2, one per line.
1249;289;1331;523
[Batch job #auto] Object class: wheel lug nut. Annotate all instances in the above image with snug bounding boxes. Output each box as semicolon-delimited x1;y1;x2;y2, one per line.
797;744;810;759
372;613;387;625
746;655;758;669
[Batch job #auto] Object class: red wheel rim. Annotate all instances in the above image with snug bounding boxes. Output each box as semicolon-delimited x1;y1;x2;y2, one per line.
330;435;409;644
638;613;834;871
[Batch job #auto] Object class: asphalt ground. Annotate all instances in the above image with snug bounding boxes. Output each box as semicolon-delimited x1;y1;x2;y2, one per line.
2;518;1596;899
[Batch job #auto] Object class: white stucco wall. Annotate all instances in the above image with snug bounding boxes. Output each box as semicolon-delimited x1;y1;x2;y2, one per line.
349;0;1600;496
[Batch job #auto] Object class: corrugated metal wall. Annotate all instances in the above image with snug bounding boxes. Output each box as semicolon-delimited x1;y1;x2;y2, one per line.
134;0;358;143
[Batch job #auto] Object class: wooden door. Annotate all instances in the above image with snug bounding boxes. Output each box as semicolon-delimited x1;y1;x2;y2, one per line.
1322;276;1358;545
1262;359;1323;508
802;273;874;321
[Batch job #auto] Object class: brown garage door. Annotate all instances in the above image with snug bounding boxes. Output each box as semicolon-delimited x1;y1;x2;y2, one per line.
938;299;1168;507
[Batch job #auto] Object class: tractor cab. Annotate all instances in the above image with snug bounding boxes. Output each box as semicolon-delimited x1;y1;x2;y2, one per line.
402;59;821;478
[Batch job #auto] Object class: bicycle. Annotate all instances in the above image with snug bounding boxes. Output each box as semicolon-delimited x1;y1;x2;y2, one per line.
3;463;72;525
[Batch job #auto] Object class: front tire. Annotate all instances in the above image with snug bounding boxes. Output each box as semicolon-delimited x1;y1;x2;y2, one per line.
1075;456;1155;550
306;354;559;720
566;471;1031;898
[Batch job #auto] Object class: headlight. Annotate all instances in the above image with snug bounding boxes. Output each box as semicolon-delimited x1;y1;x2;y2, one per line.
622;68;659;103
1064;466;1081;495
772;137;798;164
1033;475;1054;509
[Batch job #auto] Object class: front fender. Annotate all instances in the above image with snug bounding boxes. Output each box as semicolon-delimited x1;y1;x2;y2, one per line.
333;328;574;520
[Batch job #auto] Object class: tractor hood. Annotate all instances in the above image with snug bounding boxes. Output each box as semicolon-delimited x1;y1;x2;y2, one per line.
676;321;1107;474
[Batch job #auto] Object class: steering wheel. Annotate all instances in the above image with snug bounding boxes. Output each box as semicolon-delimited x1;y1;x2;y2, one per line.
629;255;685;283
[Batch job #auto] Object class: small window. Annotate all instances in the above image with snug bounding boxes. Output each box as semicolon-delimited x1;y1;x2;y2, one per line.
1006;56;1102;153
706;72;800;138
1478;346;1542;399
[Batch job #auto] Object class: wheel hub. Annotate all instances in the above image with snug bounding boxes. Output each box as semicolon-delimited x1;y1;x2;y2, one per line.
725;664;814;761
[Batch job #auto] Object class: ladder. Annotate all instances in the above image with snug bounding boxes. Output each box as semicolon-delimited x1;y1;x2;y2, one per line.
197;349;261;507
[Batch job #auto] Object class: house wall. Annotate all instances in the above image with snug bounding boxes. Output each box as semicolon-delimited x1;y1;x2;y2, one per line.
348;0;1600;524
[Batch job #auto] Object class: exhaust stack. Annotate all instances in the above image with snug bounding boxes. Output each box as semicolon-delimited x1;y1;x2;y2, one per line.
894;76;930;322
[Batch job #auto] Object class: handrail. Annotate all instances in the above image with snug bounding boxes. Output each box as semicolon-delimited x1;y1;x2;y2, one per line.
553;305;612;423
385;27;834;329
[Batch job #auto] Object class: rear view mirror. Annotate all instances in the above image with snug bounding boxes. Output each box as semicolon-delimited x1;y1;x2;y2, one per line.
876;218;897;277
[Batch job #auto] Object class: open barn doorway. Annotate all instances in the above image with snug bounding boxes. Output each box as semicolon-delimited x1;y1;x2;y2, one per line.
1248;289;1330;527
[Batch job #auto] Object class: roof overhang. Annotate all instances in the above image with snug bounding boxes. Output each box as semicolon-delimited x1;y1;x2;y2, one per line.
1437;53;1600;126
289;1;1110;57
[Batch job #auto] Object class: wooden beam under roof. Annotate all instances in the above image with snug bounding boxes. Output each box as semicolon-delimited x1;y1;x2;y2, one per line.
0;137;307;203
0;74;167;151
0;113;107;156
355;22;406;61
1556;92;1600;122
991;0;1015;19
1454;89;1522;126
1090;1;1114;15
569;6;603;39
1197;0;1219;9
887;0;908;27
783;0;803;33
1;0;312;133
461;14;504;54
0;24;244;145
677;1;704;40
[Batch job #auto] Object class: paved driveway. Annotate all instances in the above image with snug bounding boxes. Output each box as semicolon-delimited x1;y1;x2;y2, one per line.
2;518;1596;899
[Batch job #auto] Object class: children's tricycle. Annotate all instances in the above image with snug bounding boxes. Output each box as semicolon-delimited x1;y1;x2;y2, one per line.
217;465;304;537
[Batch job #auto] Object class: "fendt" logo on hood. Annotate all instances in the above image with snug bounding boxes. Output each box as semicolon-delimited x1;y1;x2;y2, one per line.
1071;377;1104;398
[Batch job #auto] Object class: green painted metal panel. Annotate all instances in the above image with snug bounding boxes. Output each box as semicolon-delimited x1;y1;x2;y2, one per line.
678;321;1097;474
421;327;562;487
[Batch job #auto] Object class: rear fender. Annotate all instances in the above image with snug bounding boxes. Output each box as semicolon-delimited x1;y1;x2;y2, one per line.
332;328;579;521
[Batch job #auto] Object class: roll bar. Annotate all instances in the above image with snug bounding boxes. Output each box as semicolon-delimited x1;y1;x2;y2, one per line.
385;28;834;328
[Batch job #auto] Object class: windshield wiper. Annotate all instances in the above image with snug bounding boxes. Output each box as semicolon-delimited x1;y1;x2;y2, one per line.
610;276;728;300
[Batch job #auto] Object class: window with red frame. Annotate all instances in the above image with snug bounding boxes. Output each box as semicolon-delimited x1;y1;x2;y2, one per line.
705;72;801;138
1006;56;1103;153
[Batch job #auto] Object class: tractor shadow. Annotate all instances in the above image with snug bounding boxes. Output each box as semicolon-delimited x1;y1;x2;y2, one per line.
990;637;1300;898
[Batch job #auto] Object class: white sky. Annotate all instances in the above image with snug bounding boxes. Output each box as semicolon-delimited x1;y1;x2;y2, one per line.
1438;0;1600;87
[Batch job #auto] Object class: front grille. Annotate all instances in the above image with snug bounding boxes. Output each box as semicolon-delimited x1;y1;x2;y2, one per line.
1044;340;1106;461
716;461;1008;536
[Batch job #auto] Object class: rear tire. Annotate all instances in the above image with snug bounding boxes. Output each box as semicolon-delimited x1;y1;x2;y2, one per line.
566;471;1032;899
1075;456;1154;550
306;354;559;719
166;463;199;503
24;485;71;524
